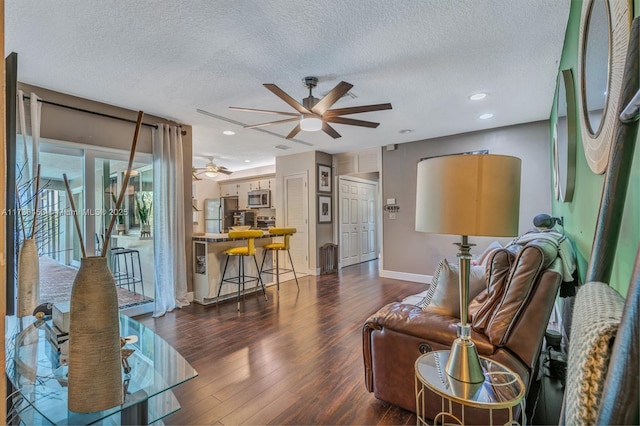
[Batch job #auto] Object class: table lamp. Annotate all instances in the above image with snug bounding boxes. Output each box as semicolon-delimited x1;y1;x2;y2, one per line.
415;154;521;384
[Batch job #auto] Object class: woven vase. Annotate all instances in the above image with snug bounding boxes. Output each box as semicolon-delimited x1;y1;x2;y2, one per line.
17;238;39;317
68;256;123;413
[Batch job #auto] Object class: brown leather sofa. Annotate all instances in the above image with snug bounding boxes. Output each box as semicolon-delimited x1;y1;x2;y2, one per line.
362;239;563;424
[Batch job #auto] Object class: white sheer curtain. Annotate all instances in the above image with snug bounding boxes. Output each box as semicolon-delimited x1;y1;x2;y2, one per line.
152;124;189;317
17;90;42;200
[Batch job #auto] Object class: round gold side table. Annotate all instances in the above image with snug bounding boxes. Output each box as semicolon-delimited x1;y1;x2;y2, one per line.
415;350;526;425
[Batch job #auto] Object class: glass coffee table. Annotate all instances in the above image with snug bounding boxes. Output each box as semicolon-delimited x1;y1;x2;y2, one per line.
5;313;197;425
415;350;525;425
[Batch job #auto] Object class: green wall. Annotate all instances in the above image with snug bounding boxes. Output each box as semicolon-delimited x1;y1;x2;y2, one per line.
551;0;640;297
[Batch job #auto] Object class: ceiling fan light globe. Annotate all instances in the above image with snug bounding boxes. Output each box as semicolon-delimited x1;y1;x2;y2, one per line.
300;116;322;132
205;171;218;178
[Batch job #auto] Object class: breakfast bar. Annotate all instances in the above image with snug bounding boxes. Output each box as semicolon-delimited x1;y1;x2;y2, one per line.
192;232;274;305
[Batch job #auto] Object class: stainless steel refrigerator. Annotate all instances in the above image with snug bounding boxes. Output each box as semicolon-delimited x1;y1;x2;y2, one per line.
204;196;238;233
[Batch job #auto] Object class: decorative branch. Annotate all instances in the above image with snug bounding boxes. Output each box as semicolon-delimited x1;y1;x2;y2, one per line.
14;176;53;255
63;173;86;259
102;111;144;257
30;164;41;239
14;182;27;242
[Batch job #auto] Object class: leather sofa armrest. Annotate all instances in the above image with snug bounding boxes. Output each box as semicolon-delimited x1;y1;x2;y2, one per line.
364;302;495;353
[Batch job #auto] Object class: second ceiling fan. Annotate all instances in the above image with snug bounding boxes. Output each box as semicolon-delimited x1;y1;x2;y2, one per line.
230;76;392;139
192;157;232;180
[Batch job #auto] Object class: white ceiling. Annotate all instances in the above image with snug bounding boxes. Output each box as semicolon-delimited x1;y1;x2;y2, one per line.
5;0;570;172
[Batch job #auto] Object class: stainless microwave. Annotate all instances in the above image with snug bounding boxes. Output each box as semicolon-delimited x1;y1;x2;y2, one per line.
247;189;270;208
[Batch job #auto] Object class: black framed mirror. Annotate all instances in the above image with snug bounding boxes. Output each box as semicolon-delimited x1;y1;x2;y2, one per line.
553;69;577;203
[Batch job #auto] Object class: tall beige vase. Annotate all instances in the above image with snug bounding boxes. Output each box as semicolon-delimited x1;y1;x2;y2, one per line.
17;238;39;317
68;256;123;413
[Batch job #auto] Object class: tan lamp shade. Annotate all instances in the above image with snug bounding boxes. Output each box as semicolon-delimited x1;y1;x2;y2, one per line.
415;154;521;237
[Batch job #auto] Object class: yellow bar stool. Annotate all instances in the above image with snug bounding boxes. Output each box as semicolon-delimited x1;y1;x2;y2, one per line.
259;227;299;291
217;230;268;311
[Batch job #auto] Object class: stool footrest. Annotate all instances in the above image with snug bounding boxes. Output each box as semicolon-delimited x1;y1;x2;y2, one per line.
221;275;260;286
260;267;295;275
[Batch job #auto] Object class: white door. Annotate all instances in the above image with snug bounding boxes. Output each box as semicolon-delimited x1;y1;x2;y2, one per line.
340;181;360;267
360;184;377;262
339;178;378;267
284;173;308;274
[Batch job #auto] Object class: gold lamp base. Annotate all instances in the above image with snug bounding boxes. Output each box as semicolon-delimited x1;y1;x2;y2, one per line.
445;334;485;384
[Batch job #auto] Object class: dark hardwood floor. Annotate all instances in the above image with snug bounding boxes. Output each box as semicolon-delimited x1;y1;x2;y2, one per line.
136;260;424;425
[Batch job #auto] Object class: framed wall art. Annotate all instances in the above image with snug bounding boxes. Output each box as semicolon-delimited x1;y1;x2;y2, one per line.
318;195;332;223
317;164;332;193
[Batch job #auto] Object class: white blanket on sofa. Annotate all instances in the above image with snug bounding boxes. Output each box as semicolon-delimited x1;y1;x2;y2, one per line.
507;230;576;282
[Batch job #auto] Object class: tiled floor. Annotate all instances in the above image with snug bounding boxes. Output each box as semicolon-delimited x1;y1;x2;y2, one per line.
38;256;152;308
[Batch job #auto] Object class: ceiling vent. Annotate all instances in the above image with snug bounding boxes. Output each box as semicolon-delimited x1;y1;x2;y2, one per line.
274;144;291;150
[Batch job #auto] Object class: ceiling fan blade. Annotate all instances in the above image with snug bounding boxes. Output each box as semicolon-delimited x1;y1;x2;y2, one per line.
311;81;353;115
263;84;311;114
324;103;393;117
216;166;233;175
322;122;342;139
229;106;300;117
285;124;302;139
324;116;380;128
192;170;202;181
244;117;300;129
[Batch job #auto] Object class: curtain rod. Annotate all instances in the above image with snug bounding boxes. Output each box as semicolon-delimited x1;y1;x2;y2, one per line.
22;94;186;133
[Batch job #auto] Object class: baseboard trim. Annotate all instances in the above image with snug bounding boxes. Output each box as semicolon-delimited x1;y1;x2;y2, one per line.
379;269;432;284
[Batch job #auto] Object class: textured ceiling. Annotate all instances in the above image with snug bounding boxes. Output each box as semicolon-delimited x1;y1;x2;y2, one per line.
5;0;571;172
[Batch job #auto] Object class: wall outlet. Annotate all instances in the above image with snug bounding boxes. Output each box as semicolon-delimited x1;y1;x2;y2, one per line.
389;213;396;220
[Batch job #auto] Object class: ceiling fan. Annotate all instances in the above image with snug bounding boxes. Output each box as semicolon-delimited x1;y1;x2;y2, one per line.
192;157;232;180
229;76;392;139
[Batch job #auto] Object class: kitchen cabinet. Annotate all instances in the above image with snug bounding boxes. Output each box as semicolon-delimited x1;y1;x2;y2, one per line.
218;175;277;209
219;182;238;196
268;178;276;208
237;181;252;209
249;179;272;190
259;178;271;189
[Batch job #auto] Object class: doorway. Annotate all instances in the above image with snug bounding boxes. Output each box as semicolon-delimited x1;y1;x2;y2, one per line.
283;173;309;275
37;141;154;306
338;177;378;268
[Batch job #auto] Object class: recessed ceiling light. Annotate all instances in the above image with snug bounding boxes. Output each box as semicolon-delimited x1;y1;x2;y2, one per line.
479;113;494;120
223;130;235;136
244;159;251;163
399;129;414;134
469;93;488;101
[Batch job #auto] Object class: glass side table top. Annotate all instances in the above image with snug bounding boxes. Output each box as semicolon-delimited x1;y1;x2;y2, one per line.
415;350;525;409
5;314;198;425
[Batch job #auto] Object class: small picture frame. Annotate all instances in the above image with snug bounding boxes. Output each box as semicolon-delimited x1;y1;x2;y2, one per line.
318;195;332;223
317;164;332;193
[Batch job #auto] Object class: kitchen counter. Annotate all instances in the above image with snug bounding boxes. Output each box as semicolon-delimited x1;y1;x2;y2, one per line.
192;233;275;305
192;231;272;242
